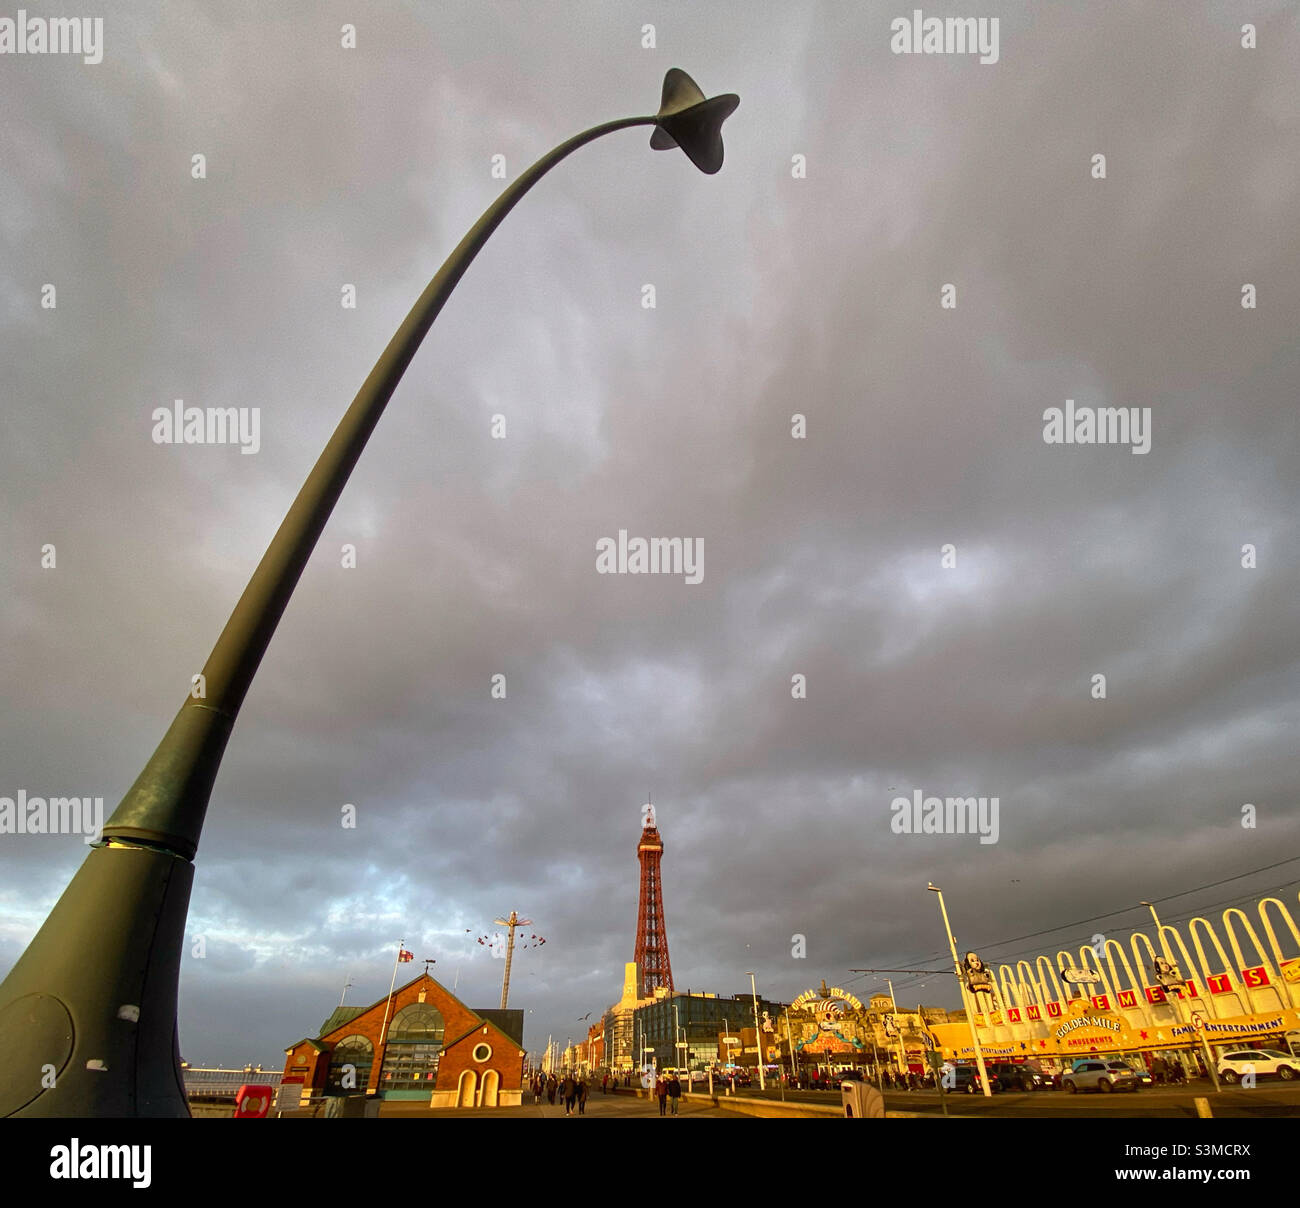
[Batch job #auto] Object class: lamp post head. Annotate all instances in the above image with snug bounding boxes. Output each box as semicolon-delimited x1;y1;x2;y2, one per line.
650;68;739;174
927;883;940;892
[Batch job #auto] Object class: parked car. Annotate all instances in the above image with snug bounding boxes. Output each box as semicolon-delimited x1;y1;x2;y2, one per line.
1062;1060;1139;1094
984;1061;1049;1091
945;1064;1002;1094
1218;1049;1299;1083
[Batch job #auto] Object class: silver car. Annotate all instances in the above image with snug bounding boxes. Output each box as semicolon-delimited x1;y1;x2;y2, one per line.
1062;1060;1139;1094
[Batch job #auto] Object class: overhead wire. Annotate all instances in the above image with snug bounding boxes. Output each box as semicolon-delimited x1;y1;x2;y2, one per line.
844;855;1300;1002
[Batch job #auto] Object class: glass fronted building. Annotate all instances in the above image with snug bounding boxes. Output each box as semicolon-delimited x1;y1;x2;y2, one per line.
632;991;788;1070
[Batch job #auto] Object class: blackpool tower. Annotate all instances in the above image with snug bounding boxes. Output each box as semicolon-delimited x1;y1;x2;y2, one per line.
633;802;674;998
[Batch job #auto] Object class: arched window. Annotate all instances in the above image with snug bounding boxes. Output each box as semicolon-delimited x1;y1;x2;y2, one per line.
326;1034;373;1092
386;1003;445;1044
380;1003;445;1091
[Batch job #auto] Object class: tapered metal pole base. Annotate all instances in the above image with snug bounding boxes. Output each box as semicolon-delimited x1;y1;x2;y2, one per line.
0;843;193;1117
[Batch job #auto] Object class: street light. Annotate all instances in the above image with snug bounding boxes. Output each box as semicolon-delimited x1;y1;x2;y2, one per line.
784;1008;800;1088
676;998;686;1076
885;977;908;1078
0;68;739;1119
1140;901;1220;1092
745;971;766;1091
928;883;992;1098
720;1011;740;1079
637;1018;652;1076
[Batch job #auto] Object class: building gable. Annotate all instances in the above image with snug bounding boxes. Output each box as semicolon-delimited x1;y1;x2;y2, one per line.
282;972;525;1105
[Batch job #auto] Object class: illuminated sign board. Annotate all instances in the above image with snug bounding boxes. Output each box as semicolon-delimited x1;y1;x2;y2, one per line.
790;987;864;1012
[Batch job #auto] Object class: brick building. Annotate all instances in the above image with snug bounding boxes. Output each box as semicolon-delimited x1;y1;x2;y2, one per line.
282;971;525;1108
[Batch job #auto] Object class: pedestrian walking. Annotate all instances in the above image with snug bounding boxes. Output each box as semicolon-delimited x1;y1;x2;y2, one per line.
602;1072;609;1094
546;1074;557;1105
578;1077;589;1115
655;1073;668;1116
563;1074;577;1115
667;1071;682;1116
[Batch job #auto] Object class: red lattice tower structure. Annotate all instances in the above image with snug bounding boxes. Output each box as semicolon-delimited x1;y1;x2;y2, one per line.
633;804;674;998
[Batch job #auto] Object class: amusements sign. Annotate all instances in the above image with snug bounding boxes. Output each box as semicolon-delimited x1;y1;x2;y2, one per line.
802;1033;857;1054
790;986;868;1055
791;986;865;1013
931;1006;1300;1059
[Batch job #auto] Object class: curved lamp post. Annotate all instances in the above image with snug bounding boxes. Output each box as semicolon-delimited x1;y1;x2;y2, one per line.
0;68;738;1118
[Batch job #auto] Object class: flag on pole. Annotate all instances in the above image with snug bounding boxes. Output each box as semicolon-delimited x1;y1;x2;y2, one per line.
398;949;414;963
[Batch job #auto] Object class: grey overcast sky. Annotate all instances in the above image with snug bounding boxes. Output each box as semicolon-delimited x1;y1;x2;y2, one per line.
2;1;1298;1067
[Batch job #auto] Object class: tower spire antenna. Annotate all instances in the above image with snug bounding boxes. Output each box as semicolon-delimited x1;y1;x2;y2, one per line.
632;799;673;999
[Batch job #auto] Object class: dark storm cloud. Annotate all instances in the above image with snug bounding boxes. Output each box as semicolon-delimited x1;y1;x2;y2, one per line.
2;1;1298;1064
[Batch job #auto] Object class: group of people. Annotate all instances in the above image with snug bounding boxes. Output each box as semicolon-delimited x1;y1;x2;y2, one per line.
530;1072;590;1115
877;1069;934;1091
1148;1056;1188;1084
790;1068;942;1091
530;1068;672;1114
653;1071;684;1115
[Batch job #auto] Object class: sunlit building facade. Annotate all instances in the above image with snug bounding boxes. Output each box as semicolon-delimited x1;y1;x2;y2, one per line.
282;972;526;1108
